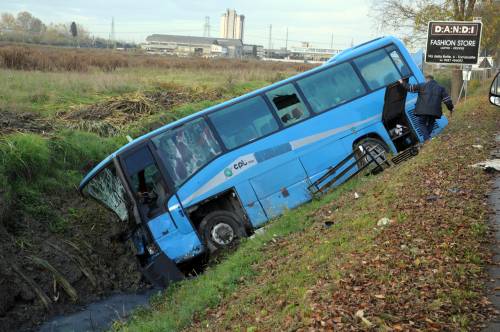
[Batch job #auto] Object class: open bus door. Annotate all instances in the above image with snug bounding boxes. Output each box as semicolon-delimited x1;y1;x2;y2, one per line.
119;143;203;287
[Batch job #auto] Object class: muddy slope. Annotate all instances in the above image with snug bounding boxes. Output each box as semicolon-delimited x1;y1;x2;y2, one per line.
0;194;147;332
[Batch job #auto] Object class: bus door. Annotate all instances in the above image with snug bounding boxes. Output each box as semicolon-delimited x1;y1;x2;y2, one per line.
120;143;203;262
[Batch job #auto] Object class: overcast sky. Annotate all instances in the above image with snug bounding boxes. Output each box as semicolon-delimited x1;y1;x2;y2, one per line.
2;0;384;48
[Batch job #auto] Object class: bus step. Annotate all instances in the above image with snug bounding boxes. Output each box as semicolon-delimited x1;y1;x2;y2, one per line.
308;145;389;196
391;146;419;165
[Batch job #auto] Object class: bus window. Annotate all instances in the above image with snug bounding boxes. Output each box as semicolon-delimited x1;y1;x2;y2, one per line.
208;96;279;150
296;62;366;113
84;163;130;222
152;118;222;187
123;147;168;219
265;83;310;126
353;49;401;90
385;45;411;77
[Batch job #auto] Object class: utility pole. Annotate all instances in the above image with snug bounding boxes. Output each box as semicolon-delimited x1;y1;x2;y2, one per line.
110;17;116;49
330;33;333;49
268;24;273;55
203;16;211;37
285;27;289;51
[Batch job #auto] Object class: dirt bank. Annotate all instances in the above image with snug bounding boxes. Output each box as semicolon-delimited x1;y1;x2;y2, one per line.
0;194;148;332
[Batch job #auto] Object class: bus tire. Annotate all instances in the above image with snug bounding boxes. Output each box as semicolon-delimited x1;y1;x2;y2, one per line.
199;211;246;253
353;137;389;171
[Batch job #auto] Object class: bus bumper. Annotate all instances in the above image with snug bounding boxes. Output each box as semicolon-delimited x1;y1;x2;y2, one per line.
141;252;185;288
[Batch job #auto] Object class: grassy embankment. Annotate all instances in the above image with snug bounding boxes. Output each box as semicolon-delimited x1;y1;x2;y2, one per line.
119;86;498;331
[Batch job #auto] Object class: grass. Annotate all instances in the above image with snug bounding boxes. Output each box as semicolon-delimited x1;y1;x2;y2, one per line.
117;85;498;331
0;67;288;116
0;130;124;232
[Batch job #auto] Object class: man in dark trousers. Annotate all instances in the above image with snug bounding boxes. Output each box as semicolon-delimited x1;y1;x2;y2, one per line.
398;75;454;141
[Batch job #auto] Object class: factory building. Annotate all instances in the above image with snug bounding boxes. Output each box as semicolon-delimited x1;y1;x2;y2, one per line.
289;46;342;62
220;9;244;40
142;34;244;58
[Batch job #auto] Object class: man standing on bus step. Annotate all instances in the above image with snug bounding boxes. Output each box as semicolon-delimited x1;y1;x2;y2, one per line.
398;75;454;141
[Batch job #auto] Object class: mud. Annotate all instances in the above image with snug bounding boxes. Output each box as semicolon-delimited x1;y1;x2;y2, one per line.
0;194;148;332
0;110;52;135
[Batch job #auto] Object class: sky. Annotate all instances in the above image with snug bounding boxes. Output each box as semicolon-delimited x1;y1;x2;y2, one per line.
1;0;384;49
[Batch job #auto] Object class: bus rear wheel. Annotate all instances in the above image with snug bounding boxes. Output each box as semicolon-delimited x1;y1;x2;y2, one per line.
354;137;389;171
199;211;246;253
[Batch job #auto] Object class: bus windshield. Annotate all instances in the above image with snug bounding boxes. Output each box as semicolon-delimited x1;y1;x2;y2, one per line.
152;118;222;187
83;163;130;221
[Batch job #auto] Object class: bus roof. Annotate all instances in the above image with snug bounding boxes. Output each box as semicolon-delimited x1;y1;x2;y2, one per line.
79;35;404;191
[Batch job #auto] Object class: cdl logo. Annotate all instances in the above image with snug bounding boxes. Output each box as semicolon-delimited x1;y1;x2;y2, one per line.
431;23;479;36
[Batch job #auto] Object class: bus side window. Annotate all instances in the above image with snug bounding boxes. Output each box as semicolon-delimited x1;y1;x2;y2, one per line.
123;146;168;219
265;83;310;126
353;49;402;90
296;62;366;113
385;46;411;77
208;96;279;150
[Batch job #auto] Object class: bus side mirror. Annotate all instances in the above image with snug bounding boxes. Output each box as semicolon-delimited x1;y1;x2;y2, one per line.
490;72;500;107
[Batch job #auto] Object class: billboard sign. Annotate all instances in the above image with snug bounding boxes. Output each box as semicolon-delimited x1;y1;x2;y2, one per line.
426;21;482;65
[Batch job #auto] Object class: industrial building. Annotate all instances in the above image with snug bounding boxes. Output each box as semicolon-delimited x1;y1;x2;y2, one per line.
289;46;342;62
142;34;244;58
261;46;341;62
220;9;244;40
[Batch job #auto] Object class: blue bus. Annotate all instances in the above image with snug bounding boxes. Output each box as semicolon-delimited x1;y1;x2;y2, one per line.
79;36;448;286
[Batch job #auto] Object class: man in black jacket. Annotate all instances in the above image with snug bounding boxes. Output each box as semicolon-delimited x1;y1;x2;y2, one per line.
398;75;454;141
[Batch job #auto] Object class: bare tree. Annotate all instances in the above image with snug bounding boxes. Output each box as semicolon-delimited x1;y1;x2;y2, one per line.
475;1;500;59
371;0;481;101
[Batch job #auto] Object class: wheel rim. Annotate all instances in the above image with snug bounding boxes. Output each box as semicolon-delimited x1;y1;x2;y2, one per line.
210;223;235;246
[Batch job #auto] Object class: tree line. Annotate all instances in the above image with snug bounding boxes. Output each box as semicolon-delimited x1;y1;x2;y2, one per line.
0;11;136;49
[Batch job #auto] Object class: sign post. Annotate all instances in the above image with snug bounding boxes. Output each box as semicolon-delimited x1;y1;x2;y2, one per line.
425;21;482;104
462;65;473;102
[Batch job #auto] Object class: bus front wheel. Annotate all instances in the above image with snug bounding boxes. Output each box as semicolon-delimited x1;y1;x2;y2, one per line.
199;211;246;253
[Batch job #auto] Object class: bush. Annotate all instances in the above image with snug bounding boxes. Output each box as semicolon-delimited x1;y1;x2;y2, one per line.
0;133;50;180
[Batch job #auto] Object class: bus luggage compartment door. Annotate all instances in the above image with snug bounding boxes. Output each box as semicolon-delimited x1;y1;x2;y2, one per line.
249;158;310;219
